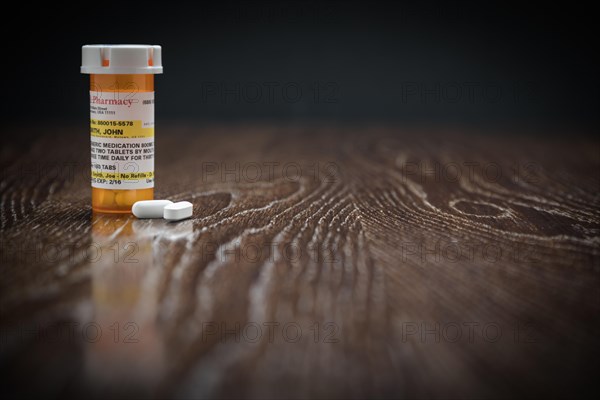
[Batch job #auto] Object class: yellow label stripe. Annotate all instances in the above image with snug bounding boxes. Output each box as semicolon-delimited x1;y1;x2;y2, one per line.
90;120;154;138
91;171;154;180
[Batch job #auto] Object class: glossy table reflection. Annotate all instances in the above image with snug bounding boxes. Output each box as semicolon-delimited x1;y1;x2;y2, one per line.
1;125;598;398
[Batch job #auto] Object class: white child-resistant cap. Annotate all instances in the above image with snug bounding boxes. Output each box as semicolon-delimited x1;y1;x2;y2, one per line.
81;45;163;74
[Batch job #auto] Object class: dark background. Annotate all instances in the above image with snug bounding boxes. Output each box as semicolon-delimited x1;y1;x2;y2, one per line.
1;1;598;131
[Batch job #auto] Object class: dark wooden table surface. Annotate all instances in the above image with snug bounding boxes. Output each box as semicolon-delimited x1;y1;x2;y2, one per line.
1;124;599;398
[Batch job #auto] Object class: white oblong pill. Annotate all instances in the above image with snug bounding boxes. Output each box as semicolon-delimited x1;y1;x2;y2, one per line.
163;201;193;221
132;200;173;219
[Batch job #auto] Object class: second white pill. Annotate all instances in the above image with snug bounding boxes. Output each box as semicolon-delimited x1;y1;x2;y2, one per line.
164;201;193;221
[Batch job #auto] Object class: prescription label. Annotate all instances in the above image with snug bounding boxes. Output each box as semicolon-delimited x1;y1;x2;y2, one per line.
89;90;154;189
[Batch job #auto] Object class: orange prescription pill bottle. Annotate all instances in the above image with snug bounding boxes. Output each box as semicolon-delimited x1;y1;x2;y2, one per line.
81;45;163;213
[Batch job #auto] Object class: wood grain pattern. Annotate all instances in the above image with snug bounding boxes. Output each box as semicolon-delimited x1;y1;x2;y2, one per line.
1;124;599;398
